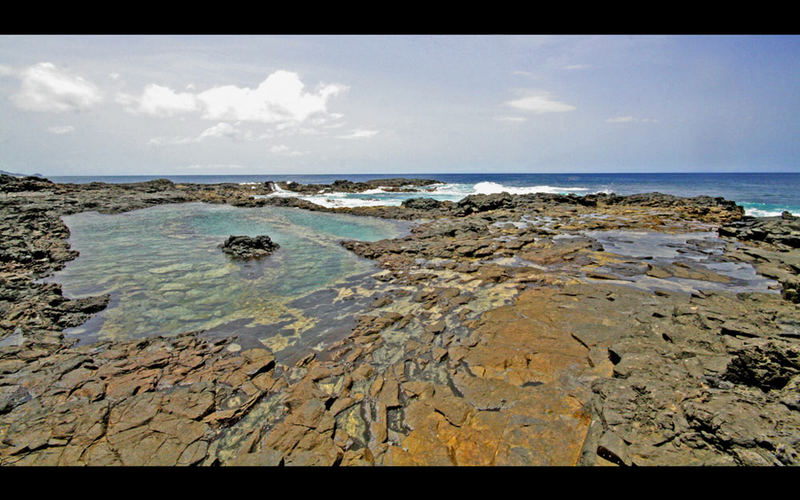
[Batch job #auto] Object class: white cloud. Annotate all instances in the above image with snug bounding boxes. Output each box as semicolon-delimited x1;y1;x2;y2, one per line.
147;136;194;146
148;122;271;146
46;125;75;134
119;70;347;130
0;65;15;76
310;112;345;128
606;116;658;124
109;72;120;80
197;122;241;140
196;70;347;124
269;144;306;156
506;91;575;114
494;116;527;123
183;164;246;170
564;64;590;70
10;62;102;113
117;84;198;117
337;129;379;140
606;116;635;123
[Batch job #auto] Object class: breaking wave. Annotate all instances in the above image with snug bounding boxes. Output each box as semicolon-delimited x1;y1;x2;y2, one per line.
740;202;798;218
259;181;599;208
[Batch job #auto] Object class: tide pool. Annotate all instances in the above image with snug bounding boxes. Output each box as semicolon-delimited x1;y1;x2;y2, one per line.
46;202;408;360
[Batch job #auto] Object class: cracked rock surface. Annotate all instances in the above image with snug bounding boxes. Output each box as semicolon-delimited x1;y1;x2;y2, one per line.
2;174;799;466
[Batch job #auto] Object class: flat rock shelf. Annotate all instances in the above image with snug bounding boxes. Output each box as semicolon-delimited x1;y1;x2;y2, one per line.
1;174;799;466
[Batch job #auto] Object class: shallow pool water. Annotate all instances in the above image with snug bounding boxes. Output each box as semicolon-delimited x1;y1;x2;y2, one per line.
46;203;408;360
584;230;779;295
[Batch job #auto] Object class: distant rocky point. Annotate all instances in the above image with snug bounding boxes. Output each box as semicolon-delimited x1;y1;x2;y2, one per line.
220;235;280;260
276;177;439;195
0;174;53;192
0;170;41;178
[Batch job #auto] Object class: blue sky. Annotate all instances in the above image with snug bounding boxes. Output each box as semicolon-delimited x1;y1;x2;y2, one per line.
0;35;798;175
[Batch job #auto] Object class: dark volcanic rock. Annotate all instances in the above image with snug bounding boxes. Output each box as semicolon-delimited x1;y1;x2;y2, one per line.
220;235;280;260
278;178;438;195
587;192;745;222
0;174;54;193
720;214;800;249
719;214;800;303
3;174;798;467
723;342;800;391
402;197;442;210
456;193;513;215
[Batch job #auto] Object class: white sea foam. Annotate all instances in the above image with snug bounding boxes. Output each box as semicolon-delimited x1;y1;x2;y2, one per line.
262;181;593;208
745;207;785;217
429;183;472;196
302;196;402;208
472;181;589;195
740;202;796;218
266;183;298;196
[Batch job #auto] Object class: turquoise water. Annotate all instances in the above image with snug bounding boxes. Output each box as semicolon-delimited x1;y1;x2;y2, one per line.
48;203;408;357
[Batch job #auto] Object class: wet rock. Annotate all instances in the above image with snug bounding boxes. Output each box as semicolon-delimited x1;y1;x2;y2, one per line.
220;235;280;260
402;197;442;210
59;294;111;314
279;178;438;195
456;193;513;215
2;175;799;467
720;214;800;248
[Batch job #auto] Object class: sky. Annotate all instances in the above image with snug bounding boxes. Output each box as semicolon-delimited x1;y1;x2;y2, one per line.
0;34;799;176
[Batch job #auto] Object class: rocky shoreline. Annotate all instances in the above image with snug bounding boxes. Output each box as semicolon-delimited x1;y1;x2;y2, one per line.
1;173;799;466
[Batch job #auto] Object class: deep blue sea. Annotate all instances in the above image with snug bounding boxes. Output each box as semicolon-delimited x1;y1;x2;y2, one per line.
51;173;800;217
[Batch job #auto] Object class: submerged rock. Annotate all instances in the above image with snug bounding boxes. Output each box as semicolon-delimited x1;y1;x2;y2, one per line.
220;235;280;260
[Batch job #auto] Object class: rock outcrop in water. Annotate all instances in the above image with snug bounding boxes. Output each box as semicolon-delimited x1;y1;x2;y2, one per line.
401;197;444;211
2;175;800;466
220;235;280;260
278;178;439;195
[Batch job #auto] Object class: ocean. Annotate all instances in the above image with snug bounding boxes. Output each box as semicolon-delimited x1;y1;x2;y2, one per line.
50;173;800;217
